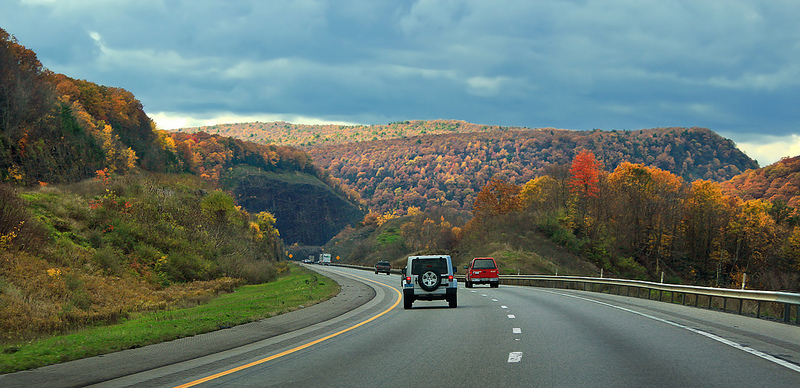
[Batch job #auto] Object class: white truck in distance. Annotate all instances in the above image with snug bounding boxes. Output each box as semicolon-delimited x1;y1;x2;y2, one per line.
320;253;331;265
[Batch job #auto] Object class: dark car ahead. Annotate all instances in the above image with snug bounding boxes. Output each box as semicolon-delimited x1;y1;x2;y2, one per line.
375;261;392;275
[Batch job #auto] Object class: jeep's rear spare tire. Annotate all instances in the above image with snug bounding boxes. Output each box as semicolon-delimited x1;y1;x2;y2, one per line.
418;270;441;291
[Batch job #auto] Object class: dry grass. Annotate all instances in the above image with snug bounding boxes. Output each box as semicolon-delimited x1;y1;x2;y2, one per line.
0;265;339;373
0;250;242;343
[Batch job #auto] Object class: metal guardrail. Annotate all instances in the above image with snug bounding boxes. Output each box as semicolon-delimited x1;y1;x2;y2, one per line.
495;275;800;324
322;263;800;324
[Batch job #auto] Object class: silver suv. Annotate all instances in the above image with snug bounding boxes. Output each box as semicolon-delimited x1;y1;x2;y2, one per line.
401;255;457;309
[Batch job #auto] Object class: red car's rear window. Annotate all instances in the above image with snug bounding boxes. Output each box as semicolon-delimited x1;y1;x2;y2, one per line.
472;259;496;269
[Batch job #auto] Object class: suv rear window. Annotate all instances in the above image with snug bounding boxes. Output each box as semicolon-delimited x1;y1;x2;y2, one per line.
472;259;496;269
411;258;449;275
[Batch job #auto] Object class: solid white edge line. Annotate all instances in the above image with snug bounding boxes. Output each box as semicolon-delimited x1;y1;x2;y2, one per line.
546;290;800;374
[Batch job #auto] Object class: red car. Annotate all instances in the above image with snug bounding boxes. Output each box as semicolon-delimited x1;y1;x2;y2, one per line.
464;257;499;288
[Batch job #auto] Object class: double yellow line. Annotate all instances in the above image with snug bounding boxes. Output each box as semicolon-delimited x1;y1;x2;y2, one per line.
175;272;401;388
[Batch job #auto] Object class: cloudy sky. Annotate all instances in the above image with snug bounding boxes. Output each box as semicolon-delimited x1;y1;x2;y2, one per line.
2;0;799;166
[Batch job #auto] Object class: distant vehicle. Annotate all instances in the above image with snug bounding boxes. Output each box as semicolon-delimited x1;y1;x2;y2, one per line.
374;261;392;275
401;255;457;309
464;257;499;288
320;253;331;265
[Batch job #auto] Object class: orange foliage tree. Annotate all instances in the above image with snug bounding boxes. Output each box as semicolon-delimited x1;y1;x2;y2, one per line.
569;150;600;199
472;176;522;219
568;150;601;236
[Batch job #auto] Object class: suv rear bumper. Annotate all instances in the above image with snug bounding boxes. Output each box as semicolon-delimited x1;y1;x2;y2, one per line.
468;277;499;283
404;286;456;301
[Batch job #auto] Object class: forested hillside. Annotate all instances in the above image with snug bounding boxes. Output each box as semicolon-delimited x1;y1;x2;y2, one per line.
307;127;757;213
183;119;515;148
180;119;757;214
460;152;800;292
0;29;179;185
721;156;800;208
1;27;360;246
169;131;366;245
324;152;800;293
0;28;358;342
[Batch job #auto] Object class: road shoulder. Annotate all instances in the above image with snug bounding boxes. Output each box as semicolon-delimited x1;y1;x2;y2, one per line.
0;267;376;388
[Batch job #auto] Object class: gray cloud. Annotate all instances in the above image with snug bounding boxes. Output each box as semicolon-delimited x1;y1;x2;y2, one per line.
2;0;799;165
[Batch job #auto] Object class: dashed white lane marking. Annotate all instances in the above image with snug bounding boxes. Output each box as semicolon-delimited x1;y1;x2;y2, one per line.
492;298;498;302
501;305;508;309
482;294;488;297
508;314;516;319
508;352;523;363
547;290;800;374
471;290;476;293
513;328;522;334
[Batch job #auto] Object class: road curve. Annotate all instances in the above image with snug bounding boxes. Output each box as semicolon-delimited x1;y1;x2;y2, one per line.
165;266;800;388
0;268;377;388
4;265;799;387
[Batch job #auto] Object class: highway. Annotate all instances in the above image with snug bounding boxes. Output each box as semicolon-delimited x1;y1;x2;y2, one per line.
5;265;800;387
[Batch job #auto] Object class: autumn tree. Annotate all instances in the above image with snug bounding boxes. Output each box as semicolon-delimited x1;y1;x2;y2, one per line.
783;227;800;272
567;150;602;238
606;163;686;273
680;180;731;283
569;150;601;199
718;199;779;288
472;176;522;219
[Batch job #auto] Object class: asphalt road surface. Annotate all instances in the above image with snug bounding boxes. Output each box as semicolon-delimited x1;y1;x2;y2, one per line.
4;265;799;387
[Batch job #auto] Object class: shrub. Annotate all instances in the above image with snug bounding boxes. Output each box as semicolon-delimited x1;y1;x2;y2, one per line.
164;252;209;282
217;253;277;284
92;246;124;276
613;256;647;279
0;184;44;252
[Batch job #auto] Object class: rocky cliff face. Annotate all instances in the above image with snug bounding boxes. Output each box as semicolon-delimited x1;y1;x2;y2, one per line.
230;169;366;246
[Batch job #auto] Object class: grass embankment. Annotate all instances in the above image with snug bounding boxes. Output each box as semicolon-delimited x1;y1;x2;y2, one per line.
0;266;339;373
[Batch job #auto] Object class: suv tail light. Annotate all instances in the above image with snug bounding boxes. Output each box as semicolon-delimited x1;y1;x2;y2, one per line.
405;276;411;284
448;275;454;281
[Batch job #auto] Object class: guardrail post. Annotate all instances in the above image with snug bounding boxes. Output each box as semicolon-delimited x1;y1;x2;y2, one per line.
784;303;791;323
756;301;761;318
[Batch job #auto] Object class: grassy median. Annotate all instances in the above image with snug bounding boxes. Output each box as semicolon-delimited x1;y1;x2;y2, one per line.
0;265;339;373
